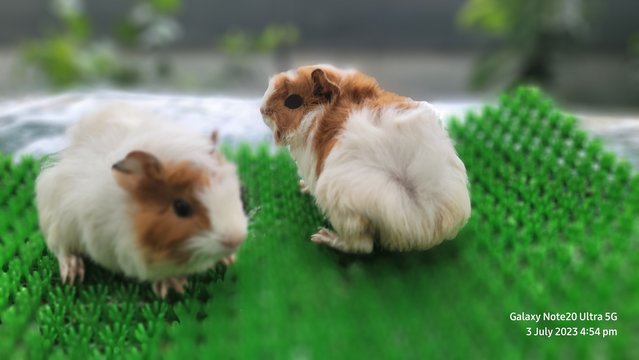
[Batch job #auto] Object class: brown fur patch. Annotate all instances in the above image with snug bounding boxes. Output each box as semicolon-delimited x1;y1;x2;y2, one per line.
263;66;417;178
308;68;416;176
114;154;212;265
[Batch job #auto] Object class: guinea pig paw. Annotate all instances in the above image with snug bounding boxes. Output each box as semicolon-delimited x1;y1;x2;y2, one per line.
58;254;85;285
152;277;188;298
299;179;311;194
310;228;339;246
218;254;237;267
311;228;374;253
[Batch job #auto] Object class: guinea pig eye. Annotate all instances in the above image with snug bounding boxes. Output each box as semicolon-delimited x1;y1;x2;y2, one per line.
173;199;193;218
284;94;303;109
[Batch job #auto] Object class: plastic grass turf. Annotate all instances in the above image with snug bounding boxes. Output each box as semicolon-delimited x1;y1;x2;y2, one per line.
1;87;638;359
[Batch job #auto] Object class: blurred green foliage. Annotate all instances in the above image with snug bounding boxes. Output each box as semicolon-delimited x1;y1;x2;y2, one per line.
21;0;133;87
20;0;299;90
631;35;639;56
458;0;512;35
215;24;300;85
218;24;300;57
22;37;136;88
21;0;182;89
116;0;182;50
116;0;183;79
457;0;596;89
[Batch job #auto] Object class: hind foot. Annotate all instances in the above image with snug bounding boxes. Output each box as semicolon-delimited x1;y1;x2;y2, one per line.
152;276;188;298
58;254;85;285
311;227;373;254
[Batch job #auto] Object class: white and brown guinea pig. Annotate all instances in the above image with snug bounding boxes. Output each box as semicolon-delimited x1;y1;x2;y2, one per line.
36;105;247;298
260;64;470;253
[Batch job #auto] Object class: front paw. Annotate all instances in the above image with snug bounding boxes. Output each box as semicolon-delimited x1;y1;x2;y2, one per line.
217;254;236;267
152;276;188;298
310;227;339;246
57;254;85;285
299;179;311;194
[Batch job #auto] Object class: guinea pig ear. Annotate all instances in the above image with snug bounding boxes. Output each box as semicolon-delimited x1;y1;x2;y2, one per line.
112;151;163;192
311;68;340;103
210;129;219;145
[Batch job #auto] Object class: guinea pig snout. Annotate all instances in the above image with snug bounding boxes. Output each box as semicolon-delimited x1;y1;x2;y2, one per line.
220;232;246;250
261;115;275;131
260;106;274;116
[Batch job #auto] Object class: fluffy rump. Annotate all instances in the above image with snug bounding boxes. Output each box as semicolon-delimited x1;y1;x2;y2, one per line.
315;103;471;250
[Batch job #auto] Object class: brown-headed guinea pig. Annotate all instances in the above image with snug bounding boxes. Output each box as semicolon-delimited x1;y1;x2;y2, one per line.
260;64;470;253
36;105;247;297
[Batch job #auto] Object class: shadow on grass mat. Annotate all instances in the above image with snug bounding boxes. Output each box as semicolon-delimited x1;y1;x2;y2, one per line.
0;87;638;359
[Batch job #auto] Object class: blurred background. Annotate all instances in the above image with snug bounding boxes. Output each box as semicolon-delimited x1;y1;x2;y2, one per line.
0;0;636;107
0;0;638;164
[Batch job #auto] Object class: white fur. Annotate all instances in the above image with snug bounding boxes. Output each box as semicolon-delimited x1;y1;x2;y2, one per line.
36;104;247;281
262;77;277;108
287;107;324;191
294;103;471;251
285;70;298;81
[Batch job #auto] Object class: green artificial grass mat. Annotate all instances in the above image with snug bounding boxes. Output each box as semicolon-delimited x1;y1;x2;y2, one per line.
1;87;638;359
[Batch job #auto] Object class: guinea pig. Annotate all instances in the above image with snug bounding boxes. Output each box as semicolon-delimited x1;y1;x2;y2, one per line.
36;105;248;298
260;64;470;253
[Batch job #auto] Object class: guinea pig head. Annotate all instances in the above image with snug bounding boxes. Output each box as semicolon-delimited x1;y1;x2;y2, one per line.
112;150;247;268
260;66;343;145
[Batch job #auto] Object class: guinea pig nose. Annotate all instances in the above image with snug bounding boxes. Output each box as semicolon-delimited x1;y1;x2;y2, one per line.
221;232;246;249
259;106;267;115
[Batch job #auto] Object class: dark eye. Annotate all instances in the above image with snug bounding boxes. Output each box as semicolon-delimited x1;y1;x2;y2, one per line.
284;94;303;109
173;199;193;218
